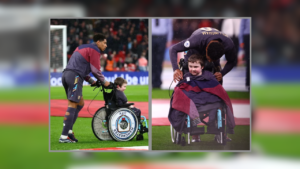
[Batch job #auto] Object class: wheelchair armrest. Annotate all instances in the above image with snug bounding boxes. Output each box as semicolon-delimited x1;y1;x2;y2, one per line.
118;103;134;107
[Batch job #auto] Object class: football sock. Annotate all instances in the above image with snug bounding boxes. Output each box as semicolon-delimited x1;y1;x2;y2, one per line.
71;105;83;130
61;107;76;136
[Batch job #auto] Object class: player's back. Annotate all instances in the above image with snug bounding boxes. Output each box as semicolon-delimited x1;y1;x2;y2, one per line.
66;43;100;79
191;27;230;42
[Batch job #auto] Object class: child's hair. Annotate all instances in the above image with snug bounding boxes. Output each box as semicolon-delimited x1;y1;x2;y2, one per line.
114;77;127;87
188;54;204;67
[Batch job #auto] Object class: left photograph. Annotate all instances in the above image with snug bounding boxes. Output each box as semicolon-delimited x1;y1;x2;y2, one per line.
50;19;149;151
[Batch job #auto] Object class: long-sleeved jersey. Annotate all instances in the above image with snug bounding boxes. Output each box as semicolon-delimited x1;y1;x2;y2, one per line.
170;27;237;76
65;43;106;83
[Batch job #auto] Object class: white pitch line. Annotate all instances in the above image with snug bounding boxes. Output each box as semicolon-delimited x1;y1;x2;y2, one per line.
118;146;149;150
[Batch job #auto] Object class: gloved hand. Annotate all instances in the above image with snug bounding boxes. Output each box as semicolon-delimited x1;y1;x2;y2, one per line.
91;80;102;87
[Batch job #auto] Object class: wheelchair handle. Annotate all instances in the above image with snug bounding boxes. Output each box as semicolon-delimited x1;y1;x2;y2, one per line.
179;58;185;71
91;81;115;91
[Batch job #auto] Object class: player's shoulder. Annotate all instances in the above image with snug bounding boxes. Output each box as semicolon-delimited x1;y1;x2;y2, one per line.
193;27;220;34
78;43;100;52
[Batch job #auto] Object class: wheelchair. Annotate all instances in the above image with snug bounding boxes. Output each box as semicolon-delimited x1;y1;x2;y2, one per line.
91;82;148;142
170;105;227;146
170;58;227;146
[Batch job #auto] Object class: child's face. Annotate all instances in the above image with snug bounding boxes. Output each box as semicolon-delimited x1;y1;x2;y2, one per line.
117;83;127;92
188;61;203;76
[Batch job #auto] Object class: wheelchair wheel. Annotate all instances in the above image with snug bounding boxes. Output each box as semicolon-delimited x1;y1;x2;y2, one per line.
92;107;113;141
221;107;227;145
108;108;139;141
170;124;177;143
214;108;227;145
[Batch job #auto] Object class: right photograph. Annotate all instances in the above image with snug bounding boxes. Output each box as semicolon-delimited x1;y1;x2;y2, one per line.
151;18;250;151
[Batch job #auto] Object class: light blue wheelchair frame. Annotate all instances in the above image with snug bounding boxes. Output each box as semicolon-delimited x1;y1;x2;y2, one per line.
170;108;227;145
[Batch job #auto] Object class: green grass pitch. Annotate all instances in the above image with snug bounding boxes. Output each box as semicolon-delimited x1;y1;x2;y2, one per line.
51;85;149;101
152;125;250;151
50;117;149;150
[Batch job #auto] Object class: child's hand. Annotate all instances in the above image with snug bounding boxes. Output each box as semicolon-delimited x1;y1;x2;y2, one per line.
214;72;222;81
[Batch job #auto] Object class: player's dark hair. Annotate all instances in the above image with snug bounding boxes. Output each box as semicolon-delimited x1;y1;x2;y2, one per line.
93;33;106;42
188;54;204;67
114;77;127;87
207;41;224;61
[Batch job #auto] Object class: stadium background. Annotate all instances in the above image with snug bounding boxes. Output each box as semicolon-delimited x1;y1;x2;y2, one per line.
0;0;299;169
50;19;149;86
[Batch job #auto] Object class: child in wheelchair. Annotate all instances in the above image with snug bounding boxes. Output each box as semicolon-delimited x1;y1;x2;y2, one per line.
114;77;141;122
91;77;147;142
168;54;235;144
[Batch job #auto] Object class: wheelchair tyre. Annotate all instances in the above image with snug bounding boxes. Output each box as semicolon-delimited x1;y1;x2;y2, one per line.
221;108;227;145
176;133;181;144
214;108;227;145
222;134;227;145
170;125;177;143
108;108;139;141
92;107;113;141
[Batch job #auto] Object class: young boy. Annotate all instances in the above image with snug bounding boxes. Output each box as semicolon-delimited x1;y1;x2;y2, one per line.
186;54;232;142
187;54;205;77
114;77;141;122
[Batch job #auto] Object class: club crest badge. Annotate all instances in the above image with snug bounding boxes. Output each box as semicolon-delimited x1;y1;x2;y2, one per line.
118;116;130;132
109;108;138;141
184;41;190;48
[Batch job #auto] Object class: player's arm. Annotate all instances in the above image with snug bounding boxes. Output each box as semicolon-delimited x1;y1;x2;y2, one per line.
169;36;200;71
89;49;110;87
84;75;95;85
170;35;201;82
221;45;237;77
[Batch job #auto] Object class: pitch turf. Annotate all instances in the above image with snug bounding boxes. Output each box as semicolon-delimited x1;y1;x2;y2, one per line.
50;117;149;150
152;125;250;151
51;85;149;102
251;83;300;108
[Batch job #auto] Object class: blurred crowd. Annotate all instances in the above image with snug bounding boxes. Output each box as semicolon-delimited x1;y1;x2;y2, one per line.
50;0;299;66
51;19;148;72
